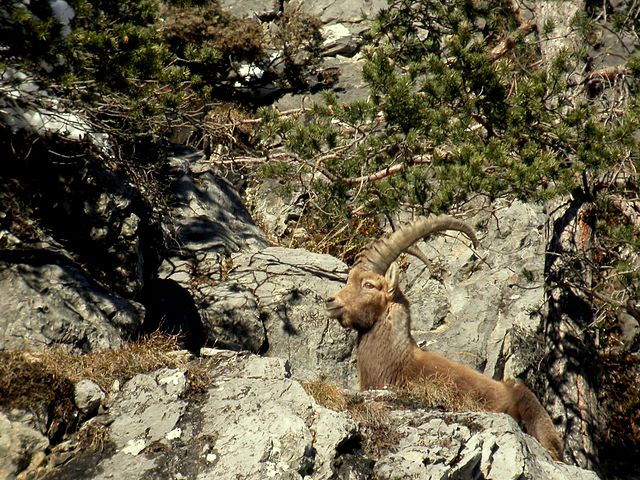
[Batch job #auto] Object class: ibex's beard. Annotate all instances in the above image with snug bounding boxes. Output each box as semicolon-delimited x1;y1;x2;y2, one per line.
325;301;349;327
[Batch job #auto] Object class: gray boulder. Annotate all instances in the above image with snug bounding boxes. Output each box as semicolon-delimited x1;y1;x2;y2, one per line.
226;246;358;387
217;0;279;19
51;353;357;480
321;23;358;57
0;412;49;480
374;409;599;480
74;379;106;417
194;355;356;480
162;148;268;257
149;152;357;369
107;368;189;456
145;148;269;350
0;245;143;352
246;177;310;239
291;0;387;34
199;283;266;352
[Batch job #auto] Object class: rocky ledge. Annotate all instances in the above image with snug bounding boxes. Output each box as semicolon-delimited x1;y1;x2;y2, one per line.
3;351;599;480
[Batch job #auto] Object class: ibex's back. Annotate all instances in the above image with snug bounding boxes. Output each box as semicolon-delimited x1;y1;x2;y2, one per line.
326;216;563;461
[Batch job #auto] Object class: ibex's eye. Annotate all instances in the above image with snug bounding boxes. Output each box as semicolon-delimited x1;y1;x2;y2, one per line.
363;281;376;289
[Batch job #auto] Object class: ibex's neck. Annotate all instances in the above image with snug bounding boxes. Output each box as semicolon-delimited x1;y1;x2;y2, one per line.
356;296;418;390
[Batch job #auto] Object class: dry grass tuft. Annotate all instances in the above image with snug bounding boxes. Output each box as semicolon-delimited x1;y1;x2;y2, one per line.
302;380;350;411
76;421;111;452
0;332;200;443
303;380;396;457
303;376;486;457
183;358;215;395
0;332;188;396
303;380;393;430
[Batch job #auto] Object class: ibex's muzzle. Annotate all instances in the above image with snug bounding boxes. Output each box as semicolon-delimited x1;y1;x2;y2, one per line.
325;297;342;319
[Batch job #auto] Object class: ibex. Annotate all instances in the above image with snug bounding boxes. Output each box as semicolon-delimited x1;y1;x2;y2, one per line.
326;216;563;461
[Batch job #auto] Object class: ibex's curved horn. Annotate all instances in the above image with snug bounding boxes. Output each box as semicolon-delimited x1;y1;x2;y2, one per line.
356;216;480;274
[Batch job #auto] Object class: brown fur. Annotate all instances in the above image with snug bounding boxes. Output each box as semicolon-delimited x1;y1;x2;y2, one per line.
326;266;564;461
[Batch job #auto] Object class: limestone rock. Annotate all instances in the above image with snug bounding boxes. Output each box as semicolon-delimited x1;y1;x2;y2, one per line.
41;354;600;480
51;354;358;480
374;410;600;480
217;0;280;19
246;177;309;239
162;148;268;256
321;24;357;57
107;368;189;455
74;379;106;416
227;246;358;387
144;148;269;350
403;200;548;380
291;0;387;30
196;356;356;480
0;412;49;480
200;283;266;352
0;248;143;352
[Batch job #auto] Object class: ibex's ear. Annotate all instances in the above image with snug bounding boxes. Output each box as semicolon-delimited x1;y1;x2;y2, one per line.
385;263;399;296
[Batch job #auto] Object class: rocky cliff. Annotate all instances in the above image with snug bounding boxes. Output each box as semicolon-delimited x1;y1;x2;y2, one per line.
2;1;638;479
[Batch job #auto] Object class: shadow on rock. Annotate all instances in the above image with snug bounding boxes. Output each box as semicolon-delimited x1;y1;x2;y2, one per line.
141;278;206;353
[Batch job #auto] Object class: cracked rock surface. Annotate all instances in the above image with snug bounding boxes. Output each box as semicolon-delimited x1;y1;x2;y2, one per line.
33;353;599;480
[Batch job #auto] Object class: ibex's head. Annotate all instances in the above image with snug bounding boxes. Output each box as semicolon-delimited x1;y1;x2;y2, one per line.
326;216;479;333
325;264;401;332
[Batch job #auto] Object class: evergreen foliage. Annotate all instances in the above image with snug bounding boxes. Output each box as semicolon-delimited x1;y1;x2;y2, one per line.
260;0;639;249
1;0;322;147
0;0;323;253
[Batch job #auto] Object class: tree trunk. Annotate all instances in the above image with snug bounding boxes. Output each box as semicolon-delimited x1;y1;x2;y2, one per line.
533;0;602;470
544;194;602;469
